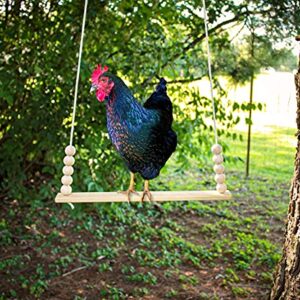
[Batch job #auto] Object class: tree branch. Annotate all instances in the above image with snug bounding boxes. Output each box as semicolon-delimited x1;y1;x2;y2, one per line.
141;9;272;88
167;75;204;85
141;15;243;88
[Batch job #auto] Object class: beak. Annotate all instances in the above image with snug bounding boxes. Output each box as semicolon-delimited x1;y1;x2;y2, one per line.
90;84;97;94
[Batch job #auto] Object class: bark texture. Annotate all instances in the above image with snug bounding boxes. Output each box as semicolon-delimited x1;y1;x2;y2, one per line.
270;65;300;299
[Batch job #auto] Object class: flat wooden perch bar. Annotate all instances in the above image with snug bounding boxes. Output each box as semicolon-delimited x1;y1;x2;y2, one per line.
55;190;232;203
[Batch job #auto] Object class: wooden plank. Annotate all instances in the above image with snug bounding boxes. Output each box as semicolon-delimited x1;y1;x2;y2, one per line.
55;190;232;203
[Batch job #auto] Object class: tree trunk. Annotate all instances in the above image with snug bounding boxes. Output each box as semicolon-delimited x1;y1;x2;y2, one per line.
270;54;300;299
246;32;255;178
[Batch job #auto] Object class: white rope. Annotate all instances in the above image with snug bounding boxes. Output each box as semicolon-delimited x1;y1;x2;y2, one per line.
69;0;89;146
202;0;218;145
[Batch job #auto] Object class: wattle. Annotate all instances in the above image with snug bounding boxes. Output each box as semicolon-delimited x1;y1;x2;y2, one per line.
96;89;106;102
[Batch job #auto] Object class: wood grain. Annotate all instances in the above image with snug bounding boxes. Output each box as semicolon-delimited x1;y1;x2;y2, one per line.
55;190;232;203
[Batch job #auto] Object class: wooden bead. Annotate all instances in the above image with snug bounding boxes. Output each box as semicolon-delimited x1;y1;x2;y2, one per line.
60;185;72;195
63;156;75;166
211;144;222;154
214;164;225;174
216;183;227;194
61;175;73;185
63;166;74;176
213;154;223;164
215;174;225;184
65;145;76;156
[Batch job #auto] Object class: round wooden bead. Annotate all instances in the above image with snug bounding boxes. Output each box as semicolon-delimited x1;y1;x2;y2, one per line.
63;166;74;176
61;185;72;195
65;145;76;156
213;154;223;164
61;175;73;185
215;173;225;184
63;156;75;166
216;183;227;194
214;164;225;174
211;144;222;154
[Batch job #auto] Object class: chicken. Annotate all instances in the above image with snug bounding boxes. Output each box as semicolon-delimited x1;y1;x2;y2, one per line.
91;65;177;201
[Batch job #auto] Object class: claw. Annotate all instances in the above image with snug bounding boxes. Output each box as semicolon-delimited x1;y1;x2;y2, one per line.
141;180;153;202
141;190;153;202
119;172;138;202
118;189;139;202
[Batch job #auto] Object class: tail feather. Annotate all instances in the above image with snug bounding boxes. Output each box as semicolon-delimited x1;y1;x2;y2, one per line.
156;78;167;93
143;77;170;111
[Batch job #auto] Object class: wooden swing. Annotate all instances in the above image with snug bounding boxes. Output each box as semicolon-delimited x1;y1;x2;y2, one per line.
55;0;232;204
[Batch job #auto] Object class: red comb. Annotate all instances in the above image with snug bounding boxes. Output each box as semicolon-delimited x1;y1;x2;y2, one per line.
91;65;109;85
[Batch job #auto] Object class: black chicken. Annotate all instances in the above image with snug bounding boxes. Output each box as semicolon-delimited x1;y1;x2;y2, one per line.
91;65;177;201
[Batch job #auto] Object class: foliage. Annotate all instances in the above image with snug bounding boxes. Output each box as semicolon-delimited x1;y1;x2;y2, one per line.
0;0;299;199
227;34;297;84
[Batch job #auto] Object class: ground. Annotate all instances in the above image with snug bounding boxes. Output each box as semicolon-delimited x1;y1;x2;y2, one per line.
0;126;295;300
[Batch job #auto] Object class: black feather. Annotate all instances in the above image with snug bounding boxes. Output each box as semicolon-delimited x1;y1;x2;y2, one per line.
102;74;177;180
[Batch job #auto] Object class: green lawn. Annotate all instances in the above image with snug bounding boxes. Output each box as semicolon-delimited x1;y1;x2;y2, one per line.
0;126;295;299
226;126;295;181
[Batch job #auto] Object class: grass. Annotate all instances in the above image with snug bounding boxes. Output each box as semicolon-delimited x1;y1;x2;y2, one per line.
0;126;295;299
225;125;295;180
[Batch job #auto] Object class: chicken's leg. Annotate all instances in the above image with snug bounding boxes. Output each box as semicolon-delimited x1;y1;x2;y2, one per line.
141;180;153;202
118;172;139;202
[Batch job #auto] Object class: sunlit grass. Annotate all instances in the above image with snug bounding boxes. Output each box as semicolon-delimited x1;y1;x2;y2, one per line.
225;125;295;181
158;125;295;191
194;71;296;129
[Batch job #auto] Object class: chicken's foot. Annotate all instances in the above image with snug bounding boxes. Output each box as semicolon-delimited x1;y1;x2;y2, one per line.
141;180;153;202
118;172;139;202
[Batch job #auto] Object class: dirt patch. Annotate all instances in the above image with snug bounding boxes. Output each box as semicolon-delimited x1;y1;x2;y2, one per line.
1;190;287;300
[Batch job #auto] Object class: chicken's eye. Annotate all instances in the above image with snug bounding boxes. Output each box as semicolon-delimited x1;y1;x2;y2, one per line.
100;77;107;83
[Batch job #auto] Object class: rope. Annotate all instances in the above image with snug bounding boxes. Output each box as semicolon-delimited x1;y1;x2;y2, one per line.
202;0;218;145
69;0;88;146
